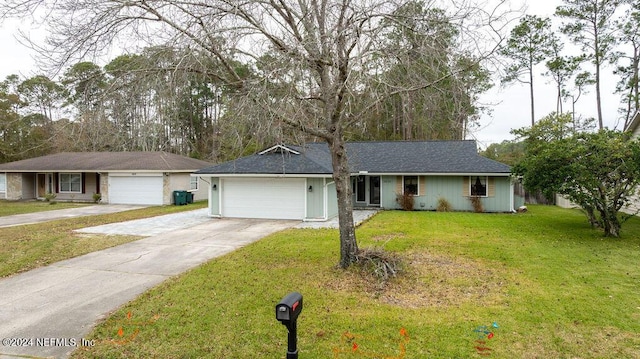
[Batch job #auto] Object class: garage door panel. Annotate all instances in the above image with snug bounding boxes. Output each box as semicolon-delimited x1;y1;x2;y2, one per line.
110;176;163;205
222;178;304;220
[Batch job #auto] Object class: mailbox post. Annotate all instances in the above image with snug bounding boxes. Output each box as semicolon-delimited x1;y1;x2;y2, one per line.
275;292;303;359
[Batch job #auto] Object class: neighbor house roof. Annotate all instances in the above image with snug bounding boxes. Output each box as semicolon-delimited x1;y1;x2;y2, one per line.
0;152;212;172
625;111;640;138
194;140;511;176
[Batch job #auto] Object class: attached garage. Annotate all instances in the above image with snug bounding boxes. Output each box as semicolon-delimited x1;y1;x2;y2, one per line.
221;177;306;220
109;174;164;205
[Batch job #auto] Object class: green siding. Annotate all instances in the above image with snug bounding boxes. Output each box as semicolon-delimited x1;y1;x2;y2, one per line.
306;178;325;219
327;182;338;218
380;176;398;208
419;176;467;210
209;178;220;216
481;177;513;212
382;175;513;212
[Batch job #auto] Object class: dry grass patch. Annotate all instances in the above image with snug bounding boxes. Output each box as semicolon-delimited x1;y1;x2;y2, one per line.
382;251;507;308
370;232;407;242
325;249;508;309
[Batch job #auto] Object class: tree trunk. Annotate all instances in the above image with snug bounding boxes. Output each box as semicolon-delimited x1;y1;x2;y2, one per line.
327;134;358;268
529;65;535;126
594;29;604;130
601;211;621;237
633;49;639;117
583;206;599;228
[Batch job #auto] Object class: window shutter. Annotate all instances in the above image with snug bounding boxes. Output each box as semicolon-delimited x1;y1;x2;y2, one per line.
396;176;402;194
488;177;495;197
82;173;86;193
54;173;59;193
462;177;469;196
419;176;426;196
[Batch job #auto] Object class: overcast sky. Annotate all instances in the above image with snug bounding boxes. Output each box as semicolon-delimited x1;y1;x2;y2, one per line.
0;0;626;148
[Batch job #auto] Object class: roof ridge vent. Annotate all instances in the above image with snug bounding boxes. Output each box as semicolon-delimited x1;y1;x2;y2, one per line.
258;144;301;155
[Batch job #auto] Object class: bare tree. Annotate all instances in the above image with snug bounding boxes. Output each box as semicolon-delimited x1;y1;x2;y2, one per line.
1;0;513;268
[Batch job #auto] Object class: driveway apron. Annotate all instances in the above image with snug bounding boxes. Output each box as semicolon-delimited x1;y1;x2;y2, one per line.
0;216;297;359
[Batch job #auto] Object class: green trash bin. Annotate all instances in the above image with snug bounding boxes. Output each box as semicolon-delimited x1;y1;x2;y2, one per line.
173;190;187;205
186;192;194;204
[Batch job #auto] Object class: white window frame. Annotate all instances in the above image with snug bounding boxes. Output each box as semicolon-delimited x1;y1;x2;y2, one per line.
59;173;82;193
403;175;419;196
470;176;488;197
0;173;6;192
190;176;199;191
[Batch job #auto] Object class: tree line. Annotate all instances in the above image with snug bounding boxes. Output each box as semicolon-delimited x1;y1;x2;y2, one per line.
0;4;491;164
500;0;640;129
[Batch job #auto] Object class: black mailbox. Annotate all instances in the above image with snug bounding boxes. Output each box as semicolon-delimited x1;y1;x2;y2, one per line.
276;292;303;324
275;292;303;359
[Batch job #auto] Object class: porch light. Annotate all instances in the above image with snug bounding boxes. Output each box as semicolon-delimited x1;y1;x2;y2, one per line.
213;184;217;190
308;185;313;192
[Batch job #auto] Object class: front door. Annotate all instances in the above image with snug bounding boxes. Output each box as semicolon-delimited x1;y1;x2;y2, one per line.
369;176;380;205
37;173;53;198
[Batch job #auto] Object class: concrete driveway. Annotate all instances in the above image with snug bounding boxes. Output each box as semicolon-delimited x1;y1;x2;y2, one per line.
0;205;146;228
0;214;297;359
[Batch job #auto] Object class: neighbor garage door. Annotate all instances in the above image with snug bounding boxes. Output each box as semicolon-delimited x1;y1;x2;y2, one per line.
222;177;305;220
109;175;163;205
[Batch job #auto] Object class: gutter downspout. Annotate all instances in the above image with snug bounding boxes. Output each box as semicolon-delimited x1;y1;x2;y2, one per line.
510;179;516;213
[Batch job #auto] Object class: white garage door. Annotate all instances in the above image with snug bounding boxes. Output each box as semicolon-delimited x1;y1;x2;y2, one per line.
222;178;305;220
109;176;164;205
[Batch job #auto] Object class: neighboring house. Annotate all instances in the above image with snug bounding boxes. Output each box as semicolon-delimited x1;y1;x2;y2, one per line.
194;141;520;221
623;111;640;215
0;152;212;205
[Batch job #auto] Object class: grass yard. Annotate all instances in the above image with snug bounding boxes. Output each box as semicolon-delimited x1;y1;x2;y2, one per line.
70;205;640;358
0;201;207;278
0;200;92;216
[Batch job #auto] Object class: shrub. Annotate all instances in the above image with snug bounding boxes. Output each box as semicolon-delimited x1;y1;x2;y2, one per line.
93;193;102;203
44;192;57;204
396;192;414;211
436;197;452;212
469;196;484;213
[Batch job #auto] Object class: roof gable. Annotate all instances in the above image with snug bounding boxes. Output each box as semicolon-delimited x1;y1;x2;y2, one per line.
258;144;301;155
195;140;511;175
0;152;212;172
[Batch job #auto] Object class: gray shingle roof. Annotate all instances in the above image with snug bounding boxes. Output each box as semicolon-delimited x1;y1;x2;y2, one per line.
0;152;212;172
195;141;511;175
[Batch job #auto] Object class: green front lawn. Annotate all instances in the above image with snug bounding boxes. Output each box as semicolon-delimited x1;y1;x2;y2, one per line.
0;201;208;277
72;206;640;358
0;200;91;216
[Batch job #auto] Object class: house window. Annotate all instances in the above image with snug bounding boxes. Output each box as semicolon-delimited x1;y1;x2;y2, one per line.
404;176;418;195
190;176;199;191
0;173;5;192
59;173;82;193
470;176;487;197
